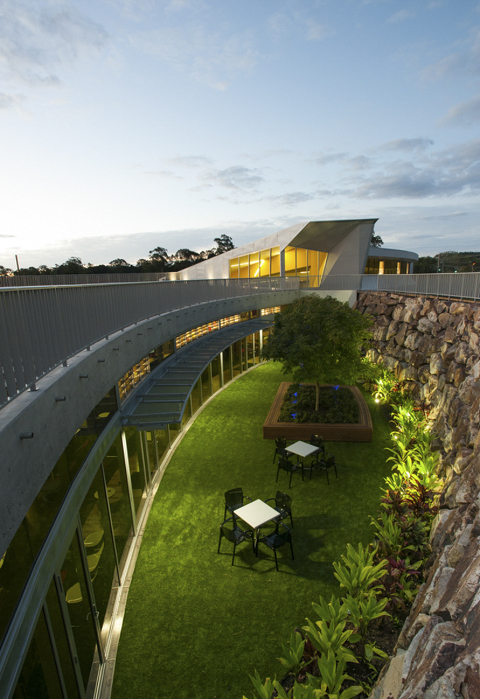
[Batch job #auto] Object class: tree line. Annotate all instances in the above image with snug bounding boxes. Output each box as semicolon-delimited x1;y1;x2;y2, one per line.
413;251;480;274
0;235;235;276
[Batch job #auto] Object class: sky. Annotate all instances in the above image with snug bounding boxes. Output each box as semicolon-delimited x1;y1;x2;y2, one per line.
1;0;480;270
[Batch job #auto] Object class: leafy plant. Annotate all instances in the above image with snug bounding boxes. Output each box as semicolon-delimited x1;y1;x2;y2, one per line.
343;592;389;638
303;615;357;664
333;543;387;598
370;513;407;559
307;650;363;699
279;631;307;676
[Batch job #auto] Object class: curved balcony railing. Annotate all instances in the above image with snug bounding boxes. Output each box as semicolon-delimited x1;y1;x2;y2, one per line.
0;277;299;408
1;272;478;410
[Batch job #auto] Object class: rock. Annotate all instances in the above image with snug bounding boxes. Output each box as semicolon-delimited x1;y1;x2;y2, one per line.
400;364;418;381
395;323;408;346
438;312;454;329
454;366;466;388
370;651;406;699
427;311;439;323
405;332;421;351
373;325;389;341
458;376;480;405
418;317;435;334
430;353;444;376
450;302;471;316
399;619;465;699
468;330;480;354
387;320;402;340
452;449;474;475
437;374;446;391
454;342;470;364
443;325;457;342
446;523;475;567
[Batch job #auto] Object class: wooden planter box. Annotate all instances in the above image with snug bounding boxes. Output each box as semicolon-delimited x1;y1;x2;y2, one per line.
263;383;373;442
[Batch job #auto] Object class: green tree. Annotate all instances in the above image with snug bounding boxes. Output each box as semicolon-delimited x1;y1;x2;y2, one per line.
413;256;437;273
262;295;373;411
371;233;383;248
214;234;235;254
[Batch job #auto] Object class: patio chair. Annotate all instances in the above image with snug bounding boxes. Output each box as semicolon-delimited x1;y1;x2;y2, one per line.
223;488;252;519
276;457;302;489
310;434;326;458
217;517;255;566
272;437;290;463
256;522;294;571
308;453;337;484
264;491;293;528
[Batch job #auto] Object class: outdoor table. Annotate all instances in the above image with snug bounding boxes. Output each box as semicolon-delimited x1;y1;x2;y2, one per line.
285;440;319;460
234;499;279;548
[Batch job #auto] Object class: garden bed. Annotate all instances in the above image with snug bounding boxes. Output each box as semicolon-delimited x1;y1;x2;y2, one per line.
263;382;373;442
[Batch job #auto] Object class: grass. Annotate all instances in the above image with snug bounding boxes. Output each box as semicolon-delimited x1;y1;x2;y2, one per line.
112;363;393;699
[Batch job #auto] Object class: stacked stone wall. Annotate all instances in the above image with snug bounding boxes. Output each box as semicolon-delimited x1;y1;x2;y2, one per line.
353;291;480;699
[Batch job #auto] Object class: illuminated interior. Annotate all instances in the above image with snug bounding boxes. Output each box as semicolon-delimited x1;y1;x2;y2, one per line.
229;245;327;281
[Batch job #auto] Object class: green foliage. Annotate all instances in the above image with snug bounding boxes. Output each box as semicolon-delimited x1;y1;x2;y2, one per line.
262;296;373;409
370;514;406;559
372;370;403;405
279;632;307;676
279;384;360;424
303;614;357;664
333;543;387;597
343;593;389;637
308;650;363;699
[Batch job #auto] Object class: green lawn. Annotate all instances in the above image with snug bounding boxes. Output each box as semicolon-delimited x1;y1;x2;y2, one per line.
112;363;392;699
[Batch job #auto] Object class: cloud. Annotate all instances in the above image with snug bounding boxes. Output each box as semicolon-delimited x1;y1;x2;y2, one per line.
271;192;316;207
377;138;434;152
203;166;264;191
143;169;183;180
312;152;348;165
350;139;480;198
439;94;480;127
345;155;372;171
305;19;329;41
0;0;108;89
422;27;480;80
166;155;214;168
387;10;414;23
130;25;257;89
0;92;24;109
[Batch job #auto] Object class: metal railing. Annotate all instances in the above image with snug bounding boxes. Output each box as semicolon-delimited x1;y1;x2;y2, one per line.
0;272;179;287
313;272;480;300
2;272;479;410
0;277;299;408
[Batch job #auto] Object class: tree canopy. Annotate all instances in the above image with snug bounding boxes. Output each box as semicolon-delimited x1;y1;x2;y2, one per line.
262;295;373;409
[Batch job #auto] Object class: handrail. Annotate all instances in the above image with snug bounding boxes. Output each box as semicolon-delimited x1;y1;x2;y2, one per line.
0;277;299;409
1;272;479;411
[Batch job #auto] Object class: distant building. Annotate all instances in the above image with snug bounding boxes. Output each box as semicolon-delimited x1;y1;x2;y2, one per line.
179;220;418;281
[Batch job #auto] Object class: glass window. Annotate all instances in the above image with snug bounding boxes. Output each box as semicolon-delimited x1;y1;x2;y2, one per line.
45;579;80;698
190;378;202;414
284;246;296;276
124;427;147;524
246;335;254;368
201;367;211;401
12;608;64;699
384;260;397;274
149;340;174;373
211;355;221;394
154;428;170;466
229;258;239;279
79;465;119;640
59;530;100;691
0;521;35;649
364;258;380;274
239;255;249;279
232;340;242;377
222;348;232;385
253;332;261;365
270;247;280;276
181;399;192;430
249;252;260;278
296;248;307;276
102;435;134;580
260;248;270;277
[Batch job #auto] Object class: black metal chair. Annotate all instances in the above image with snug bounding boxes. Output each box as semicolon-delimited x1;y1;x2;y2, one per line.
276;457;302;488
217;517;255;566
308;453;338;484
223;488;252;519
264;491;293;528
256;522;294;571
310;434;326;459
272;437;289;463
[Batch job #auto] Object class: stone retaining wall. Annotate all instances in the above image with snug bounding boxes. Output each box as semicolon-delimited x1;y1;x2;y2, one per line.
353;291;480;699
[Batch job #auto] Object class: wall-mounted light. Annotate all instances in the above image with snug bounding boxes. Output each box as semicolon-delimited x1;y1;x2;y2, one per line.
79;374;88;379
55;396;66;402
20;433;34;439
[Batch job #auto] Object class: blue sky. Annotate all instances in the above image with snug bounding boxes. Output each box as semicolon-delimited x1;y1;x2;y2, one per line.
1;0;479;269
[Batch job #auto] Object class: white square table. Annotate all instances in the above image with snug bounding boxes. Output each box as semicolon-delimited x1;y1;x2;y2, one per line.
234;498;279;545
286;440;319;460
